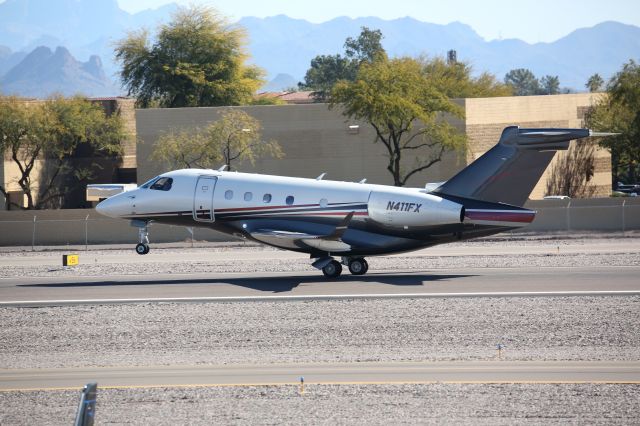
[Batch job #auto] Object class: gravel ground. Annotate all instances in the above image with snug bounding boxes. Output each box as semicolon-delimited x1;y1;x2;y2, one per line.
1;235;638;278
2;250;640;278
1;383;638;425
1;297;638;369
2;236;638;423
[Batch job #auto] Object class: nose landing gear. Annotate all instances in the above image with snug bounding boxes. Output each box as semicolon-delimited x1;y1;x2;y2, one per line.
135;242;149;255
133;221;150;255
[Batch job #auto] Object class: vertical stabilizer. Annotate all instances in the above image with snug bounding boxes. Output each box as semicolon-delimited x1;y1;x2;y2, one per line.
433;126;593;206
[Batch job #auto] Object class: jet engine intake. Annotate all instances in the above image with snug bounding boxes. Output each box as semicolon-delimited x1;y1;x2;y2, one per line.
367;190;464;228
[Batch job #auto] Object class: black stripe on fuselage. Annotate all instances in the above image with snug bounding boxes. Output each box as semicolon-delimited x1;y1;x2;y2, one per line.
123;203;368;221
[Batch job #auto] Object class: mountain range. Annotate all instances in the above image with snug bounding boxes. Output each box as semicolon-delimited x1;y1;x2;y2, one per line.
242;15;640;91
0;0;638;97
0;45;117;97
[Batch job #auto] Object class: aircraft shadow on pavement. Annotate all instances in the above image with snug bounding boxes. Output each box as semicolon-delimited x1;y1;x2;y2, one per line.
18;272;474;293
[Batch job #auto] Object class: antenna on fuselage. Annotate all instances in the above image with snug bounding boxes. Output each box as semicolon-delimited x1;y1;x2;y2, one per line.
358;178;367;184
217;165;228;172
316;173;326;180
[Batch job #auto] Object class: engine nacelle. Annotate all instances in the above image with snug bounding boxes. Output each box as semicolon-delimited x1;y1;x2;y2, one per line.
367;190;464;228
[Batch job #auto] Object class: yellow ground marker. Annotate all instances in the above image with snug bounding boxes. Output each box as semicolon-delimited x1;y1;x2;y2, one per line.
62;254;79;266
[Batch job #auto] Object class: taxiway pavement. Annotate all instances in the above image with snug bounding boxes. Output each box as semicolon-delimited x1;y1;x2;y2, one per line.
2;361;639;391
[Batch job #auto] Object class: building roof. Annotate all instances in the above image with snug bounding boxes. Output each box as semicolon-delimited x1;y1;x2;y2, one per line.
87;96;133;101
257;91;317;104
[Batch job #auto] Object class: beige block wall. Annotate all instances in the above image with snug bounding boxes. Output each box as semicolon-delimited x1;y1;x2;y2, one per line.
3;94;612;210
115;99;137;169
136;104;465;187
464;94;611;199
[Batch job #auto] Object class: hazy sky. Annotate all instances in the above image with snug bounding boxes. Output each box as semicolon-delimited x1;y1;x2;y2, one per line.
115;0;640;43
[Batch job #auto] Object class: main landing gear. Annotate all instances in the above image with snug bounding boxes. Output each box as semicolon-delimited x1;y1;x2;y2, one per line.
314;256;369;278
134;222;150;255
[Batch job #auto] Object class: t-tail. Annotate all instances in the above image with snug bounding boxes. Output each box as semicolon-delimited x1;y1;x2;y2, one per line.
433;126;612;207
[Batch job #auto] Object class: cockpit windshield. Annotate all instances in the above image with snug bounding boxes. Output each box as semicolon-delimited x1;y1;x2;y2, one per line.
140;177;157;189
140;176;173;191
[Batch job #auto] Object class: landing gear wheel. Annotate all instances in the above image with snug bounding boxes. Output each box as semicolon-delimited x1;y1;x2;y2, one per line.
136;243;149;255
348;258;368;275
322;260;342;278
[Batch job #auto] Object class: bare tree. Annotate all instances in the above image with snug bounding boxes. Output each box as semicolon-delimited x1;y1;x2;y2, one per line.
545;140;596;198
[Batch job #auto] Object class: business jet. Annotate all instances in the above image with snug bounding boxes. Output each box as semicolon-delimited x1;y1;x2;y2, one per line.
96;126;611;277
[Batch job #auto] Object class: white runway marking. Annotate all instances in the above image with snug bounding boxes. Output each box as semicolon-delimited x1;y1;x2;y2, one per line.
2;290;638;307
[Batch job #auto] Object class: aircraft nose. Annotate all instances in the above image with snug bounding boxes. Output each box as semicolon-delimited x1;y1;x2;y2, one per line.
95;195;127;218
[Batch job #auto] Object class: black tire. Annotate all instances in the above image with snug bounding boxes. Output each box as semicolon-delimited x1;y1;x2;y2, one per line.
136;243;148;255
348;258;367;275
322;260;342;278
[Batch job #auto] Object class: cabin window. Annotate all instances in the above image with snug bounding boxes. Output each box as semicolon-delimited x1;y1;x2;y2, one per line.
225;190;234;200
319;198;328;208
244;192;253;202
149;177;173;191
263;193;272;203
286;195;294;205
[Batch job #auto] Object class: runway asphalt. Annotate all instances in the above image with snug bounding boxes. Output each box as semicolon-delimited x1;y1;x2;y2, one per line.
2;361;639;391
1;266;640;306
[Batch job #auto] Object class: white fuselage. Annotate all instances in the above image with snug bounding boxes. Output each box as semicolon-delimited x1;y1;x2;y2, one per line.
96;168;533;260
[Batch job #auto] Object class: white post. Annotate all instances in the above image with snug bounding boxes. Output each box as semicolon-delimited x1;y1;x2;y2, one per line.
622;199;626;235
31;215;36;251
85;214;90;251
566;200;571;232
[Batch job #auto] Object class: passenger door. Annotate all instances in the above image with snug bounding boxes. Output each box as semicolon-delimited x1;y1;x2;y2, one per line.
193;176;218;222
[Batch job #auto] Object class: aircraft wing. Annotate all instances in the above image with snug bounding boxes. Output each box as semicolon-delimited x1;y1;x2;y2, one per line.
249;212;355;252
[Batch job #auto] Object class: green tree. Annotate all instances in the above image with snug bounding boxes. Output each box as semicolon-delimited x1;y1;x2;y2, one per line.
331;57;467;186
585;60;640;184
152;109;283;171
539;75;560;95
0;96;124;209
586;73;604;92
343;27;387;63
420;56;512;98
115;5;264;108
299;54;355;99
504;68;540;96
300;27;386;99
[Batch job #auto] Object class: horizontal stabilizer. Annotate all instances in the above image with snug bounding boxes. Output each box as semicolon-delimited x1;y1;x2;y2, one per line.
589;131;620;137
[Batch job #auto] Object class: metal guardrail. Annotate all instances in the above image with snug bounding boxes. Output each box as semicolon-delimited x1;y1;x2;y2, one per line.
74;383;97;426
